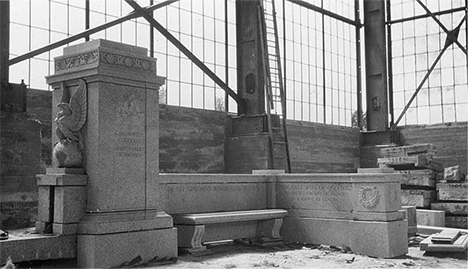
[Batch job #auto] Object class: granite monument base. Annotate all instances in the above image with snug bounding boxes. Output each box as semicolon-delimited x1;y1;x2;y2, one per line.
77;210;177;268
282;217;408;258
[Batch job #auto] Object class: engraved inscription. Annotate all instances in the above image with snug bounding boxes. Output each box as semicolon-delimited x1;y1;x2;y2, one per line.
114;91;145;158
166;184;258;193
279;183;353;210
115;131;144;158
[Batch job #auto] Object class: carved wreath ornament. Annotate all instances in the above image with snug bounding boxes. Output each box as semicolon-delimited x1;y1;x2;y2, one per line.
358;186;380;209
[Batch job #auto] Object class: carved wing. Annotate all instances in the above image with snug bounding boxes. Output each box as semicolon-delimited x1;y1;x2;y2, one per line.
68;79;88;132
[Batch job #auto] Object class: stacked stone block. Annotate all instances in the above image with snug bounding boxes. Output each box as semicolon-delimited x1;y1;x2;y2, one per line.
431;167;468;229
378;144;441;209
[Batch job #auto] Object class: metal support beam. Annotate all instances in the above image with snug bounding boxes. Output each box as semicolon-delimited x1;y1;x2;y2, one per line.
9;0;178;66
124;0;245;111
0;0;10;109
392;15;466;128
288;0;361;27
386;0;394;127
392;46;448;128
355;0;362;129
236;0;265;115
85;0;90;41
387;6;465;24
416;0;466;54
364;0;389;131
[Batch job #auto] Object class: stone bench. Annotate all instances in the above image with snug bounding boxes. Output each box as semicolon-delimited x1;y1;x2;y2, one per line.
173;209;288;252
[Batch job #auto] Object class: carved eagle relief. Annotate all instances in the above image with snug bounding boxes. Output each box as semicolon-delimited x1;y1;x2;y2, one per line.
55;79;88;147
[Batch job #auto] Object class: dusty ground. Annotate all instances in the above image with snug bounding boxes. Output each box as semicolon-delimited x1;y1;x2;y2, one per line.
12;238;468;268
146;242;467;269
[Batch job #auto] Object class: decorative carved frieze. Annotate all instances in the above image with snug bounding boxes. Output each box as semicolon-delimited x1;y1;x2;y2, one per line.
55;50;156;72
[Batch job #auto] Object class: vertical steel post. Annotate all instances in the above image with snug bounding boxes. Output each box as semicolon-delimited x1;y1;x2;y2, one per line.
0;0;10;109
355;0;362;129
225;0;229;112
150;0;154;58
386;0;394;127
85;0;90;41
363;0;389;131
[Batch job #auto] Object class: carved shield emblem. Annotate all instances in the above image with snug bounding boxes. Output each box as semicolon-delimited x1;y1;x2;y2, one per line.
358;186;380;209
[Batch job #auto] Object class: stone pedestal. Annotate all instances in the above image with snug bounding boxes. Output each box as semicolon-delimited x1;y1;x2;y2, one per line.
36;168;87;235
46;39;176;268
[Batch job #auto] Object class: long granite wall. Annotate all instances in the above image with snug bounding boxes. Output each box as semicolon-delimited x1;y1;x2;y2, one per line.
159;104;228;173
287;121;361;173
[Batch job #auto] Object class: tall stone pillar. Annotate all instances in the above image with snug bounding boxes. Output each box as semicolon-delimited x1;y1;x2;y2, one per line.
46;39;177;268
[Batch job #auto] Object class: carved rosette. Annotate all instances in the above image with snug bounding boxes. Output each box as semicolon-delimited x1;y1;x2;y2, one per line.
358;186;380;209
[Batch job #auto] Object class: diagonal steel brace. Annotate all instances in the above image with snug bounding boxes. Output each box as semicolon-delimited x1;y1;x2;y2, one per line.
416;0;467;54
124;0;245;111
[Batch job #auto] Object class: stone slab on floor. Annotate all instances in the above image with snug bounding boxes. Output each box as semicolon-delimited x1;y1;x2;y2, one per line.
420;233;468;252
0;231;76;264
281;216;408;258
416;209;445;227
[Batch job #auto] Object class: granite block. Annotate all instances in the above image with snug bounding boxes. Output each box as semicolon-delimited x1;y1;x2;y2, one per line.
203;221;258;242
172;209;287;225
35;220;47;234
445;216;468;229
78;210;173;234
431;203;468;215
397;169;437;187
349;219;408;258
287;209;404;221
46;168;85;175
37;174;87;186
400;206;417;235
252;170;286;175
420;234;468;252
444;165;463;182
282;217;351;248
161;181;267;214
281;216;407;258
77;227;177;269
417;209;445;227
176;225;205;249
401;189;435;208
54;186;86;224
0;234;76;264
37;186;51;222
277;173;402;215
53;223;78;235
357;168;395;173
437;183;468;201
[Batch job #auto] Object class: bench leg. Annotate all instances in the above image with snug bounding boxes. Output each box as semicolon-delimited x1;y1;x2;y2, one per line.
176;225;207;253
256;218;284;240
